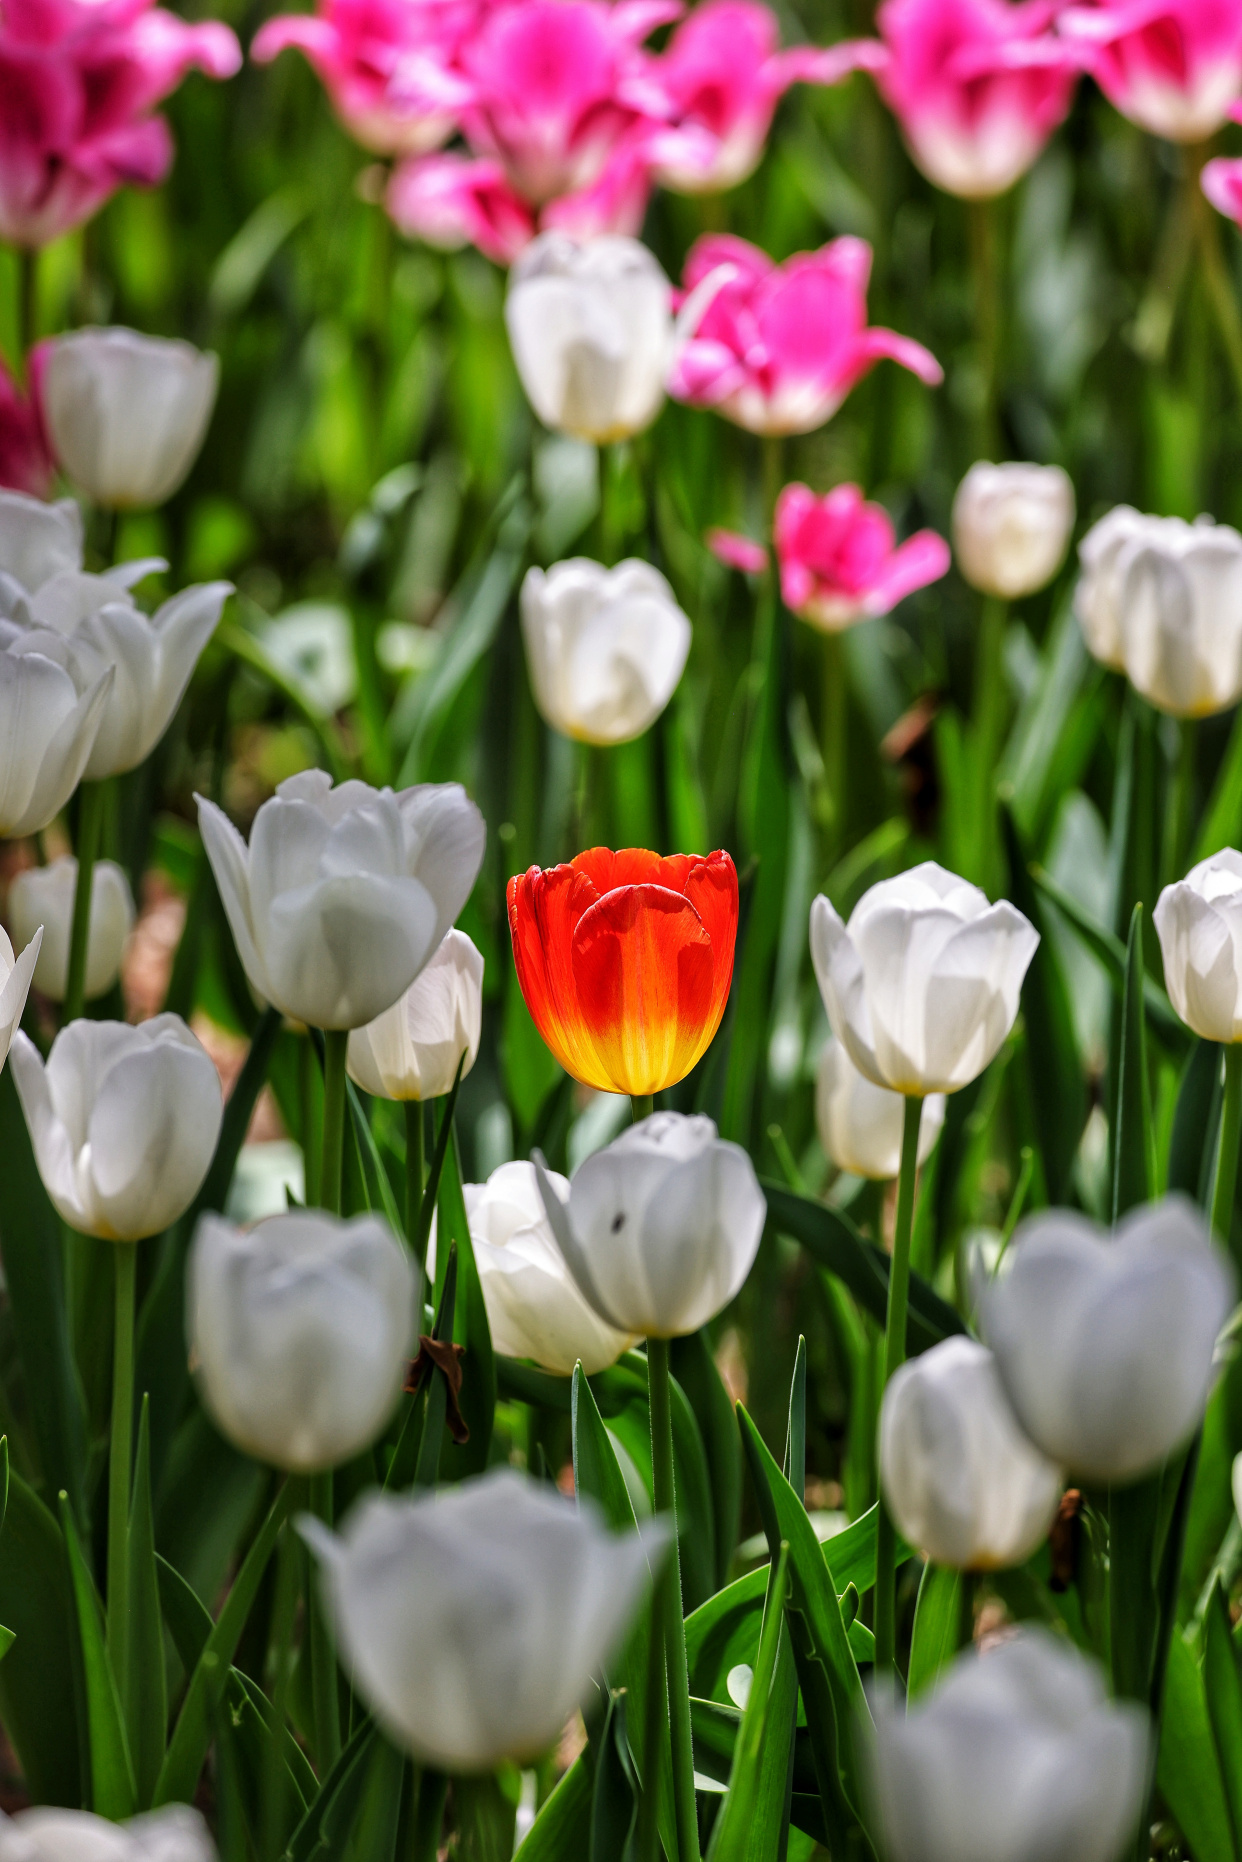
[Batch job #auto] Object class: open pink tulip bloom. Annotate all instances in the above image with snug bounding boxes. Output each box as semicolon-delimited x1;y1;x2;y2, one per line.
0;0;240;249
1060;0;1242;142
0;363;52;500
873;0;1078;198
668;233;942;435
775;481;950;631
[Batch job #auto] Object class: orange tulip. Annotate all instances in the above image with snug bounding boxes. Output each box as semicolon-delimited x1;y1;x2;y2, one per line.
507;847;739;1096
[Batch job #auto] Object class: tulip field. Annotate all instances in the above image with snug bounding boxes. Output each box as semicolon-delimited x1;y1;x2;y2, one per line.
10;0;1242;1858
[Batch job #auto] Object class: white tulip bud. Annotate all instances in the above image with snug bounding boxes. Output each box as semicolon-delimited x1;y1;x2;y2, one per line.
810;863;1039;1098
879;1337;1063;1571
1154;849;1242;1043
302;1472;667;1769
0;490;82;604
347;929;483;1101
37;328;219;511
0;1805;215;1862
0;626;113;836
1075;506;1242;716
536;1111;765;1339
816;1037;945;1179
187;1210;418;1473
8;857;135;1002
10;1015;223;1241
866;1630;1149;1862
0;926;41;1077
520;558;691;745
951;462;1075;599
505;234;672;443
197;770;486;1030
982;1197;1234;1484
467;1161;638;1375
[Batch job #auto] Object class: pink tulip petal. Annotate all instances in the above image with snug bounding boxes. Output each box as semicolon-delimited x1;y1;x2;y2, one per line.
706;528;769;574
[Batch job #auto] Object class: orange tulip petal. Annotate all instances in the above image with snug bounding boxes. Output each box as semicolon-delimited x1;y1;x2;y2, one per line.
683;852;739;1027
571;883;718;1095
507;864;604;1082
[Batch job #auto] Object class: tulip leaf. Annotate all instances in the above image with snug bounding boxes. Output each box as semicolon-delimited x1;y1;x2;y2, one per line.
125;1396;166;1809
589;1690;638;1862
412;1245;458;1490
345;1079;406;1239
1192;701;1242;868
1169;1038;1225;1206
1158;1631;1237;1862
434;1116;496;1476
1112;903;1156;1222
286;1718;381;1862
705;1544;791;1862
58;1492;137;1819
672;1329;743;1591
1028;865;1188;1055
906;1563;962;1699
1205;1578;1242;1857
495;1354;648;1417
0;1466;82;1805
515;1753;592;1860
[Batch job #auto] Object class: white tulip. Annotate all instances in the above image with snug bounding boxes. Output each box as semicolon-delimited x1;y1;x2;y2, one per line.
982;1198;1234;1483
536;1111;765;1338
520;558;691;745
505;234;672;443
467;1160;637;1375
347;928;483;1101
8;856;134;1002
0;491;82;605
1075;507;1242;716
10;1015;223;1242
816;1038;945;1179
197;770;486;1030
0;1805;214;1862
0;625;113;835
0;926;41;1076
37;328;219;510
879;1337;1063;1572
187;1210;417;1473
303;1471;666;1768
810;864;1039;1098
1154;849;1242;1043
951;462;1075;599
866;1629;1149;1862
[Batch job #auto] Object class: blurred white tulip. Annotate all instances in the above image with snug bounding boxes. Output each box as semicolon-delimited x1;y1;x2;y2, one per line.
505;234;672;443
810;863;1039;1097
347;928;483;1101
982;1198;1234;1483
302;1471;666;1768
0;1805;215;1862
1075;506;1242;715
816;1037;945;1179
8;856;134;1002
0;625;112;835
1154;849;1242;1043
37;327;219;510
187;1210;417;1472
866;1629;1149;1862
0;926;41;1077
951;461;1075;599
197;770;485;1029
536;1111;765;1338
10;1015;222;1242
879;1336;1063;1571
0;490;82;605
520;558;691;744
467;1160;637;1374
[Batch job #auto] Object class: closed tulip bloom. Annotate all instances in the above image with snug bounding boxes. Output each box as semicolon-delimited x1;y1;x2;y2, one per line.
509;847;737;1095
304;1472;666;1768
348;928;483;1101
505;234;672;443
1060;0;1242;142
982;1199;1234;1483
0;627;112;836
1155;851;1242;1042
816;1038;945;1179
521;558;691;743
867;1630;1149;1862
810;863;1039;1097
468;1160;637;1373
536;1111;765;1337
187;1210;417;1472
9;856;134;1002
10;1015;223;1241
0;490;83;601
775;482;950;632
0;928;42;1078
198;770;486;1030
951;462;1076;599
0;1805;214;1862
879;1337;1063;1571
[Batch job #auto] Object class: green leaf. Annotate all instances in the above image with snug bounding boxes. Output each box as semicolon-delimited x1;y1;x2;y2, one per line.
1112;903;1156;1221
1028;866;1187;1055
1158;1632;1236;1862
515;1753;591;1860
1169;1039;1223;1206
125;1397;167;1808
495;1354;648;1418
589;1692;638;1862
669;1370;716;1614
286;1719;380;1862
344;1081;407;1237
707;1545;791;1862
672;1330;743;1591
1205;1578;1242;1856
1192;702;1242;867
435;1118;496;1475
59;1493;136;1818
387;1241;458;1491
906;1563;962;1699
0;1469;81;1804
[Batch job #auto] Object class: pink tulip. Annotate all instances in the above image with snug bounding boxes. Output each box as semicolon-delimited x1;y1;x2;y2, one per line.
0;362;53;500
1060;0;1242;141
0;0;240;249
1203;154;1242;223
873;0;1078;198
641;0;885;194
774;481;951;631
707;526;769;572
668;233;942;435
387;150;534;261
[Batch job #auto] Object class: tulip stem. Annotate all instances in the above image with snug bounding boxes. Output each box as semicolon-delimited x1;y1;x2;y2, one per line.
1160;719;1195;890
405;1100;424;1249
1191;143;1242;408
1211;1045;1242;1244
17;249;36;367
874;1094;924;1680
973;597;1007;891
308;1470;341;1773
647;1336;699;1862
107;1241;136;1678
64;779;105;1024
631;1094;653;1124
969;198;1000;458
262;1506;302;1862
320;1029;349;1217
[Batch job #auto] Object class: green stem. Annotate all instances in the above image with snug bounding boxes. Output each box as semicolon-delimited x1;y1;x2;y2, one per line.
874;1094;924;1679
107;1243;137;1675
1211;1046;1242;1244
308;1470;340;1772
636;1625;667;1862
969;198;1000;457
631;1094;654;1124
822;631;846;861
64;781;106;1023
973;596;1008;891
1192;145;1242;405
1160;718;1195;890
17;248;36;373
648;1336;699;1862
411;1768;447;1862
405;1100;424;1255
320;1030;349;1217
262;1508;302;1862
